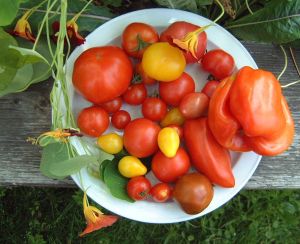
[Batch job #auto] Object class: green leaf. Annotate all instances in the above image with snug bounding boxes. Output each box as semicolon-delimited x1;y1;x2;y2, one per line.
103;159;134;203
99;159;112;181
0;0;20;26
226;0;300;44
154;0;198;12
40;142;97;179
196;0;213;5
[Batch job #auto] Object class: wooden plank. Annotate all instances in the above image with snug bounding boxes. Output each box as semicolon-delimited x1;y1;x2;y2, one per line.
0;41;299;188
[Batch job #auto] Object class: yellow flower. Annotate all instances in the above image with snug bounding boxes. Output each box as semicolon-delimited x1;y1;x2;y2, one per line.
12;10;35;42
80;192;118;237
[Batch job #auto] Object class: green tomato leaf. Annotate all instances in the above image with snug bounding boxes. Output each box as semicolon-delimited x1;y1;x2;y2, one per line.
40;142;97;179
0;0;20;26
226;0;300;44
154;0;198;12
103;159;134;203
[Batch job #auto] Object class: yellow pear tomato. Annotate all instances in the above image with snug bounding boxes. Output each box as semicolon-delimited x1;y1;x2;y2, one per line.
142;42;186;82
118;156;147;178
158;127;180;158
97;133;123;154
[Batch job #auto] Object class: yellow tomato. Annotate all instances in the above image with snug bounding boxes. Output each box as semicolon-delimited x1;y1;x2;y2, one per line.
160;108;185;127
158;127;180;158
118;156;147;178
97;133;123;154
142;42;186;82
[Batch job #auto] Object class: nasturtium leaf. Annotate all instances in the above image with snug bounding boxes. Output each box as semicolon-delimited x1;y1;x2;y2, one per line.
226;0;300;44
40;142;97;179
99;159;113;181
103;159;134;203
155;0;198;12
0;0;20;26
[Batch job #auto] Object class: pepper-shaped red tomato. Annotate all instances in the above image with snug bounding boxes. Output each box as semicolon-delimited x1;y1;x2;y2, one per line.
208;76;251;152
246;97;294;156
229;66;286;138
184;118;235;188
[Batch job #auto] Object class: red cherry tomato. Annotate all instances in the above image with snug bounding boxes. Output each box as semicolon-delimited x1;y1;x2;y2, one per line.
150;183;172;202
151;147;190;183
159;72;195;106
201;80;220;98
168;124;184;140
160;21;207;63
201;49;235;80
135;62;156;85
73;46;133;104
142;97;167;122
179;92;209;119
122;22;159;59
100;97;122;114
77;106;109;137
111;110;131;130
124;118;160;158
123;83;147;105
127;176;152;200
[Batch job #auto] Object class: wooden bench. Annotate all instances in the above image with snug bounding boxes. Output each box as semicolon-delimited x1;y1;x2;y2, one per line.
0;41;299;189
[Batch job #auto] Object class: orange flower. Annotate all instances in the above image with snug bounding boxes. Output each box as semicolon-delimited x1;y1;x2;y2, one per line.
66;18;85;46
12;10;35;42
80;192;118;237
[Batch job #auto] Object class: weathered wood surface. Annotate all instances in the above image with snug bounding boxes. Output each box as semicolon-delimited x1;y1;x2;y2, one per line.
0;41;299;189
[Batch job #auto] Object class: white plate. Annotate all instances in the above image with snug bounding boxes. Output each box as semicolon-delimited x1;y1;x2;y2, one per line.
64;8;261;223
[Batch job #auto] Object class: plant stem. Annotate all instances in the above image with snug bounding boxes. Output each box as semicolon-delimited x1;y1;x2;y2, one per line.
277;45;287;81
289;47;300;78
213;0;225;23
245;0;253;15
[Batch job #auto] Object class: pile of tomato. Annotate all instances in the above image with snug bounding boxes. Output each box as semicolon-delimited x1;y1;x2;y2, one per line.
72;21;294;215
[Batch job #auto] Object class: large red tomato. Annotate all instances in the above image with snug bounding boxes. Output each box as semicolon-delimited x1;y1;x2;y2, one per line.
160;21;207;63
72;46;133;104
123;118;160;158
151;147;190;183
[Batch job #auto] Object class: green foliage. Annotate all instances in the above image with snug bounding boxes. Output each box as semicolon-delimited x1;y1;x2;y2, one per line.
0;188;299;243
40;142;98;179
0;0;20;26
103;159;134;203
226;0;300;44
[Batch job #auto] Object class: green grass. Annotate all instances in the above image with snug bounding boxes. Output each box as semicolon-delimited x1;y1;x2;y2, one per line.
0;187;299;244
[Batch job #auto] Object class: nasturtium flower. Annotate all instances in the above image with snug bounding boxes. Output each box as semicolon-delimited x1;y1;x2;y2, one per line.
80;192;118;237
12;10;35;42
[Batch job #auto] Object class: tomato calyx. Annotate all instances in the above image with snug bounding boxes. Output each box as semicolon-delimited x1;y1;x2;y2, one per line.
131;73;143;84
173;24;211;59
132;34;151;52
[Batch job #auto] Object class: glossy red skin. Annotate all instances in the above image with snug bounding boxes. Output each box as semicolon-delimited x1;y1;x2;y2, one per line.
246;97;295;156
124;118;160;158
179;92;209;119
184;118;235;188
73;46;133;104
122;22;159;58
123;83;147;105
201;80;220;98
100;97;122;114
168;124;184;140
160;21;207;63
159;72;195;106
229;66;285;138
150;183;172;202
111;110;131;130
135;62;156;85
127;176;152;200
77;106;109;137
151;147;191;183
142;97;167;122
201;49;235;80
208;76;252;152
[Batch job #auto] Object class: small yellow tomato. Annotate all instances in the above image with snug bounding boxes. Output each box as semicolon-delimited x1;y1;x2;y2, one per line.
142;42;186;82
158;127;180;158
97;133;123;154
160;108;185;127
118;156;147;178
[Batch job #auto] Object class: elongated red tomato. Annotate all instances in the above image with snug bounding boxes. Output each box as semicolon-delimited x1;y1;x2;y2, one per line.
160;21;207;63
73;46;133;104
184;118;235;188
